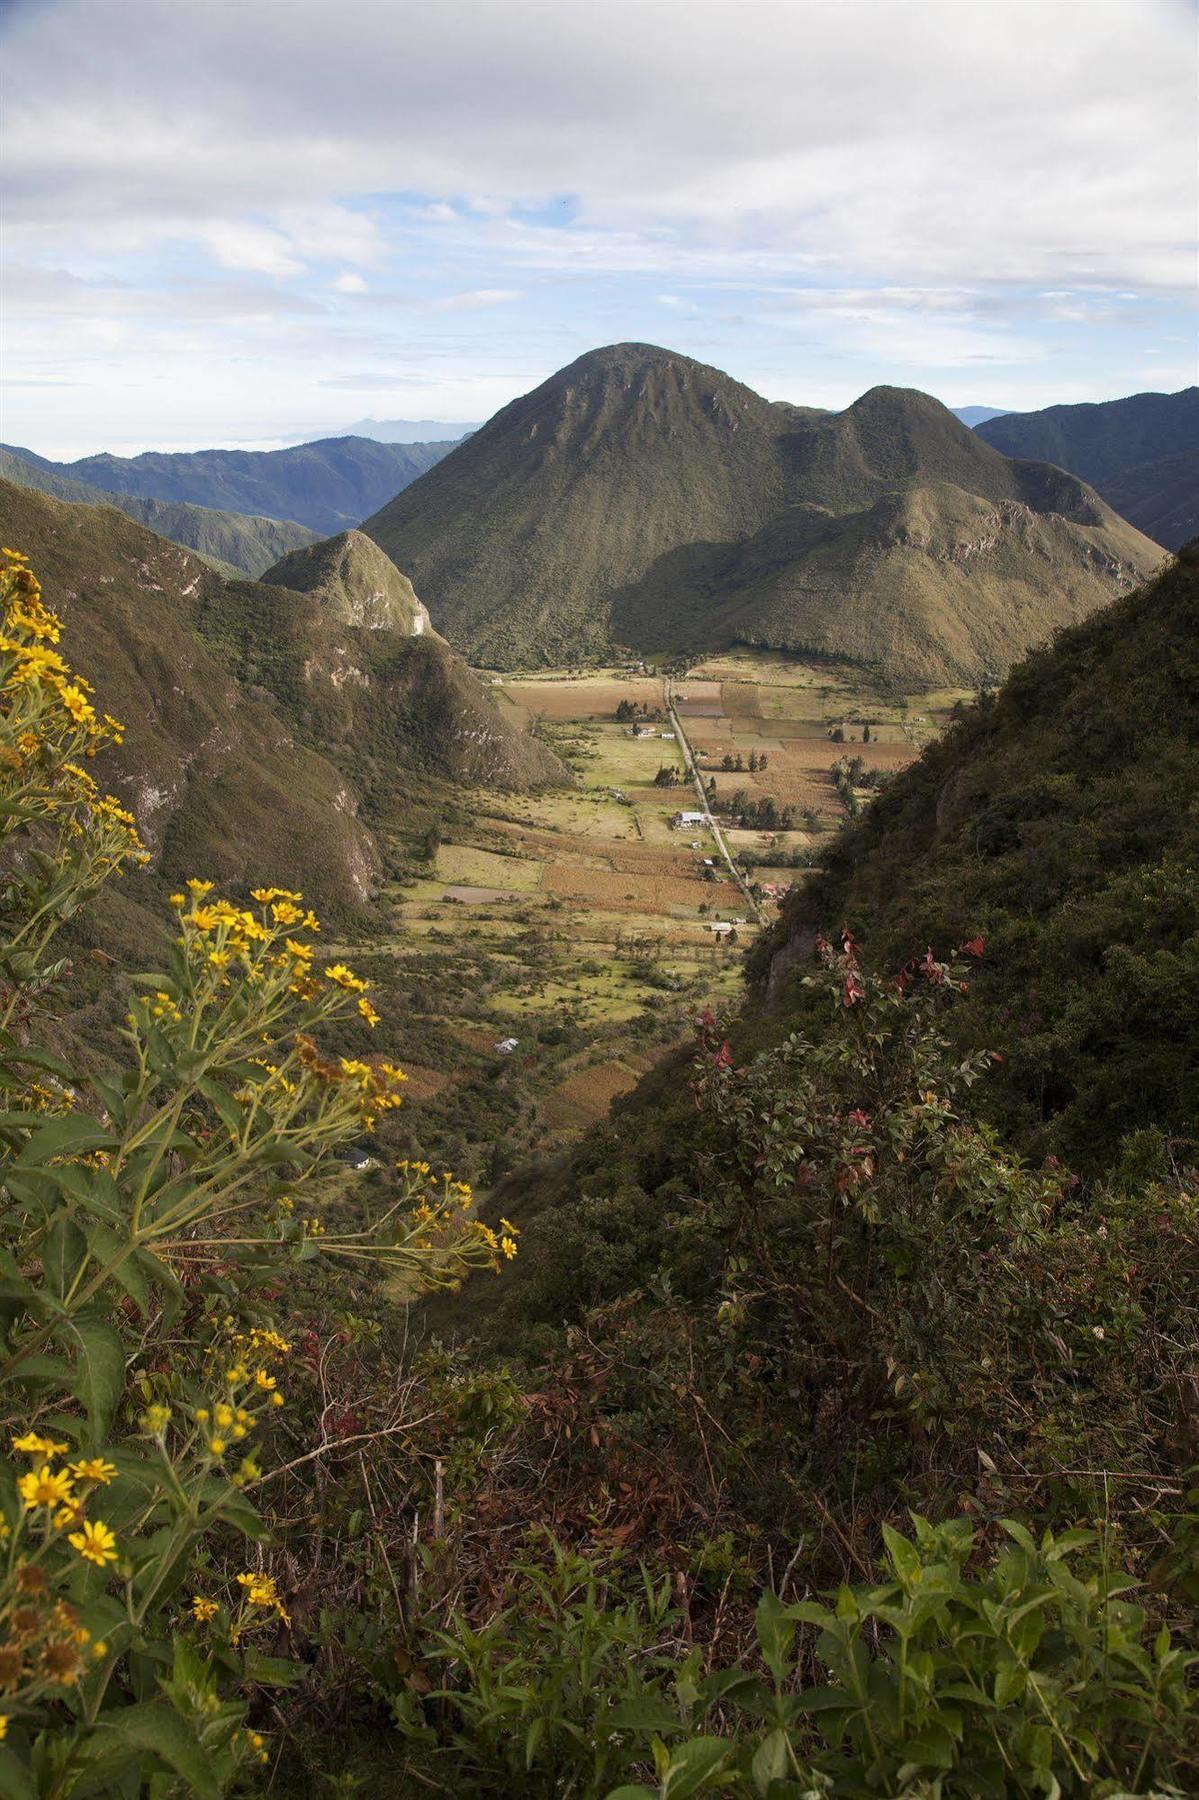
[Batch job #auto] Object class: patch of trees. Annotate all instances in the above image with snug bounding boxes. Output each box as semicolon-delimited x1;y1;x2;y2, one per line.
713;788;797;830
718;750;770;772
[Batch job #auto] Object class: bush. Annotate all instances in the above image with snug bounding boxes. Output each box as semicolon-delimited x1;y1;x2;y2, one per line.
0;552;508;1792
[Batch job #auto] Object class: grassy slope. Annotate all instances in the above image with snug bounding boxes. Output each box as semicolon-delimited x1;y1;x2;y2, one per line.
219;534;566;794
977;388;1199;549
364;346;1160;682
0;478;381;929
750;546;1199;1166
0;445;320;577
31;435;457;534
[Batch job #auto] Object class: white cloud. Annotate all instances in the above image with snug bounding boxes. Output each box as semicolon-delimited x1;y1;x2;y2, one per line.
333;272;368;293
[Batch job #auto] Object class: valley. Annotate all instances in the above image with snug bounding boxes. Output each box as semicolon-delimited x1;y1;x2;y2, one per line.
343;652;970;1177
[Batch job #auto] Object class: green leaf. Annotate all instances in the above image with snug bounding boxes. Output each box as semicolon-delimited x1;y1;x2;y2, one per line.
755;1589;796;1683
882;1523;922;1586
0;1744;35;1800
751;1727;791;1794
661;1736;730;1797
100;1699;222;1800
41;1213;87;1299
17;1111;116;1165
89;1226;148;1314
610;1698;685;1735
57;1315;126;1440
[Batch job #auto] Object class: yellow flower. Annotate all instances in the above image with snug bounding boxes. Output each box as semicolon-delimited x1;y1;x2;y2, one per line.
191;1596;219;1623
270;1391;284;1407
12;1432;69;1457
324;963;367;993
236;1571;290;1623
499;1218;520;1237
254;1369;276;1392
208;1437;227;1456
68;1520;118;1567
186;878;215;896
0;1714;8;1739
214;1403;235;1429
142;1404;171;1435
69;1458;117;1485
18;1465;74;1509
357;997;380;1028
501;1236;518;1260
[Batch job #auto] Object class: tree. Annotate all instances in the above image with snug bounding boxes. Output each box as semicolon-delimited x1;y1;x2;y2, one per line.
862;723;871;743
758;753;769;771
830;726;845;744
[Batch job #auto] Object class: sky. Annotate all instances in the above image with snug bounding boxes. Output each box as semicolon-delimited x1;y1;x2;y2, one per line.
1;0;1195;458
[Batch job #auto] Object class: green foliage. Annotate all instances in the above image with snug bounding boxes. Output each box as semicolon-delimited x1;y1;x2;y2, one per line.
758;547;1199;1166
397;1522;1196;1798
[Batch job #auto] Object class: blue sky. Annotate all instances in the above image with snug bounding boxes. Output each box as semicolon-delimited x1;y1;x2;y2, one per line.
2;0;1195;457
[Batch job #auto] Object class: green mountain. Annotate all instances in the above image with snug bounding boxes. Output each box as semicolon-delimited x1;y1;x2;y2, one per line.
364;344;1158;682
3;434;458;536
977;388;1199;549
0;444;321;577
0;477;378;916
749;544;1199;1167
0;484;564;912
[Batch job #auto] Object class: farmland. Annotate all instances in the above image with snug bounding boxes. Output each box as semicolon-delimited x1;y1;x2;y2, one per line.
348;655;970;1183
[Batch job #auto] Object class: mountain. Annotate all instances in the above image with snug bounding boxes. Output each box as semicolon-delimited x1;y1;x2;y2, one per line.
977;388;1199;549
0;445;320;577
340;417;480;443
951;405;1011;427
3;434;459;536
0;485;564;912
261;529;437;635
364;343;1159;684
750;543;1199;1167
0;477;378;915
248;533;564;790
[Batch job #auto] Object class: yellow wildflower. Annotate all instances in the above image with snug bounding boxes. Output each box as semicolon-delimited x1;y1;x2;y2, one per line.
12;1432;69;1457
68;1520;118;1567
325;963;367;993
254;1369;276;1392
357;996;380;1028
142;1404;171;1434
186;878;215;896
191;1596;219;1623
69;1457;117;1485
18;1465;73;1509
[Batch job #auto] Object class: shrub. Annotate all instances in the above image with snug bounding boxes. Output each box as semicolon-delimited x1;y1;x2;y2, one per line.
0;552;508;1793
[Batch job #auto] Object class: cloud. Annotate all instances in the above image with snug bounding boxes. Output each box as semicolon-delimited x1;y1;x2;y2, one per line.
1;0;1192;451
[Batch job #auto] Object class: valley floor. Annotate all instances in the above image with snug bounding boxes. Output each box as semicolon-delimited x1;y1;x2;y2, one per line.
342;653;970;1185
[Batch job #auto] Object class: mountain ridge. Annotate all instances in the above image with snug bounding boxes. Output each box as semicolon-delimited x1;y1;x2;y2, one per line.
365;343;1159;682
2;434;459;536
977;387;1198;548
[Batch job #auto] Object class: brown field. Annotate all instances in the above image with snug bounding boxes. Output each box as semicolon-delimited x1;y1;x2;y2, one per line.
504;678;663;719
396;1063;450;1102
542;1061;642;1128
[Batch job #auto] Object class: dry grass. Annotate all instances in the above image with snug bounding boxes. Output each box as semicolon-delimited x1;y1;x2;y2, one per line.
504;678;663;719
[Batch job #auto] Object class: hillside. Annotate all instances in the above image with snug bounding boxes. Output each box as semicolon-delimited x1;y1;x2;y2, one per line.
0;478;378;915
364;344;1159;682
4;433;458;535
228;532;565;792
977;387;1199;548
262;528;438;635
750;544;1199;1166
0;444;320;577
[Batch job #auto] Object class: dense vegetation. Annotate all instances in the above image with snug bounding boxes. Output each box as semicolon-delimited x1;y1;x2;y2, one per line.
978;387;1199;549
3;435;458;536
365;344;1157;681
1;539;1194;1797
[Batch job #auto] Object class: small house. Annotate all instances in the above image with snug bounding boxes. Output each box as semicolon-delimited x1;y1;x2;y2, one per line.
673;810;706;828
494;1037;519;1055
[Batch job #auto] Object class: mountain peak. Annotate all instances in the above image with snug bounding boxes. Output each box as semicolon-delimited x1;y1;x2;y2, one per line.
263;529;436;634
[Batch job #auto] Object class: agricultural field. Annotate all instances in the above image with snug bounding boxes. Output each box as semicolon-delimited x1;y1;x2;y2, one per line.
350;654;970;1187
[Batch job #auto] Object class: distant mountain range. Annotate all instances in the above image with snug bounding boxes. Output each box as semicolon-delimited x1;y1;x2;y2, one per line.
0;445;319;578
340;418;480;443
0;434;459;537
364;343;1158;684
977;388;1198;549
